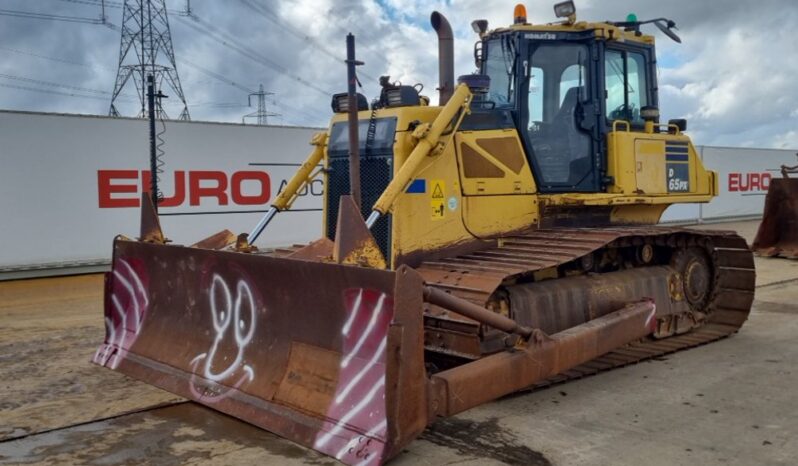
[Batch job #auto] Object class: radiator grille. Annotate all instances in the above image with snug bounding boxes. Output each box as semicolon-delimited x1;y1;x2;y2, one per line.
326;155;393;259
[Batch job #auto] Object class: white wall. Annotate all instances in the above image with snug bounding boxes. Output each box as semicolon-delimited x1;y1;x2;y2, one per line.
2;110;795;275
661;145;797;223
0;110;324;274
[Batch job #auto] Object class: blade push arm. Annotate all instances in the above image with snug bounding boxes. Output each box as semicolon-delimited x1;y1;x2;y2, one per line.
366;83;473;228
248;132;327;243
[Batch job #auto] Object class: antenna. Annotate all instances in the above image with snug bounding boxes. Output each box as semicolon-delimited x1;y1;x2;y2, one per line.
109;0;190;120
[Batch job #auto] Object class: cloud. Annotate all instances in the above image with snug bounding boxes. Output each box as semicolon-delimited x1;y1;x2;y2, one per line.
0;0;795;149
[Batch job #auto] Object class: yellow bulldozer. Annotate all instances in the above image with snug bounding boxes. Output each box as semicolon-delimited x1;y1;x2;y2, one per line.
93;3;755;465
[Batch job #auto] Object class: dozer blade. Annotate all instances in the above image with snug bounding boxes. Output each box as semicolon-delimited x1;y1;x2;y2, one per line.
753;178;798;259
92;239;427;465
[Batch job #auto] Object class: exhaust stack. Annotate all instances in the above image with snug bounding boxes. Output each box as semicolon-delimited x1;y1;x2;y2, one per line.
431;11;454;106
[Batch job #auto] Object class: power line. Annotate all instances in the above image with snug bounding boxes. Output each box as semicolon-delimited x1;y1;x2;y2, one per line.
236;0;378;82
0;7;104;24
0;45;114;71
53;0;124;8
0;73;117;95
176;13;333;97
0;82;133;101
180;59;254;94
179;59;322;124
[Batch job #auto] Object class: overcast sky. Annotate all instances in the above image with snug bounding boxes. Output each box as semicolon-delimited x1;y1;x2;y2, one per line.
0;0;796;148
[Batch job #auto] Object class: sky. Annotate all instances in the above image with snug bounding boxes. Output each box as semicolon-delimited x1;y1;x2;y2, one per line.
0;0;796;148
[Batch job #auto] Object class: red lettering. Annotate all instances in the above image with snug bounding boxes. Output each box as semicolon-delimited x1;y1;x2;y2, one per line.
98;170;139;208
141;170;186;207
189;171;228;206
750;173;761;191
231;171;270;205
761;173;771;191
739;173;749;191
728;173;739;192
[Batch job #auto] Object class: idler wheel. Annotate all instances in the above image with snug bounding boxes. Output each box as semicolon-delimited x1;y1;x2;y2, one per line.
672;247;713;311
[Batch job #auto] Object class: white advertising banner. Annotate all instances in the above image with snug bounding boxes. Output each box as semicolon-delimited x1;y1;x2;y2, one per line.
700;146;797;220
2;110;795;275
0;110;324;274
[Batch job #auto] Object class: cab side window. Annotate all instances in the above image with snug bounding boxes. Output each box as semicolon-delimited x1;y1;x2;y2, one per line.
605;49;648;125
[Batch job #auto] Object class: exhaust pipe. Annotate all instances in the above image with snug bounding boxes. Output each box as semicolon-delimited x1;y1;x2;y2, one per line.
430;11;454;106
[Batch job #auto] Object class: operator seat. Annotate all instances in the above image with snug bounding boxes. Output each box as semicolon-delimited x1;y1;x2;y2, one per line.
554;87;591;186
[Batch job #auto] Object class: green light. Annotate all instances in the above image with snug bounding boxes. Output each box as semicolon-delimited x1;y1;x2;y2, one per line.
626;13;638;22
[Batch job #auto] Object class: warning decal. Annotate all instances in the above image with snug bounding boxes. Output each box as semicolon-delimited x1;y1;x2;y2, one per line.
430;179;445;220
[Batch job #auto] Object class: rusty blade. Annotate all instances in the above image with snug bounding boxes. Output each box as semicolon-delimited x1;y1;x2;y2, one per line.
92;239;427;465
753;178;798;259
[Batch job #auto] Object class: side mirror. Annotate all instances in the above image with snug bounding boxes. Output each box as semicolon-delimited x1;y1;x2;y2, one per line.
668;118;687;133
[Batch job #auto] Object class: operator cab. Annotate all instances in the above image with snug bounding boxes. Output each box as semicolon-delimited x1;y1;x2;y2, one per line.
471;2;680;193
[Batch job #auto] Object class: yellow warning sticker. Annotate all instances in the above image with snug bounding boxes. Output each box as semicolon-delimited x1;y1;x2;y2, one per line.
430;179;445;220
431;199;445;220
431;179;445;199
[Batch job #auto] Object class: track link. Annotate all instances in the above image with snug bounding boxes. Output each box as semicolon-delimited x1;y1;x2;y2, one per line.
417;226;756;387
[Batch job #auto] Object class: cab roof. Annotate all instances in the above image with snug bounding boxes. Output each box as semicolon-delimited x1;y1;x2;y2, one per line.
487;21;655;46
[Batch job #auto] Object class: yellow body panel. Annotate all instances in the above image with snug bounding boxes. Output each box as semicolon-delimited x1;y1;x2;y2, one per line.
606;127;715;200
455;129;537;195
390;141;474;264
316;110;719;268
634;139;666;194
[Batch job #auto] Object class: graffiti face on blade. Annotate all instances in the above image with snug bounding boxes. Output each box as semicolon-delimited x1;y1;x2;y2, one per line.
189;273;257;402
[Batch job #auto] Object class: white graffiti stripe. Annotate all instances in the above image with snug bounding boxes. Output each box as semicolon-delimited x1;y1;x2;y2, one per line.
341;294;387;369
645;303;658;330
112;269;140;333
109;294;128;368
314;377;387;449
335;419;388;461
335;337;387;404
118;259;149;306
341;289;364;337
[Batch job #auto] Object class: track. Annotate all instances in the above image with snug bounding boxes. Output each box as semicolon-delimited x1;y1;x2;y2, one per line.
417;226;756;388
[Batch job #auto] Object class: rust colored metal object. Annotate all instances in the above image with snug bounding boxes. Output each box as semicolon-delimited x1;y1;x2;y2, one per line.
287;237;334;262
333;195;387;269
423;285;534;339
428;300;657;417
93;238;427;465
138;193;165;244
418;227;754;360
753;177;798;259
190;230;236;250
781;153;798;178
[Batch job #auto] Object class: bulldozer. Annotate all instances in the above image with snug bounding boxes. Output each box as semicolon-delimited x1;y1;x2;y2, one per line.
93;3;755;465
752;153;798;259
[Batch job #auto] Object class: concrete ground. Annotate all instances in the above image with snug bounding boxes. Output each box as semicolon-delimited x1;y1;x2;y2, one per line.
0;220;796;465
